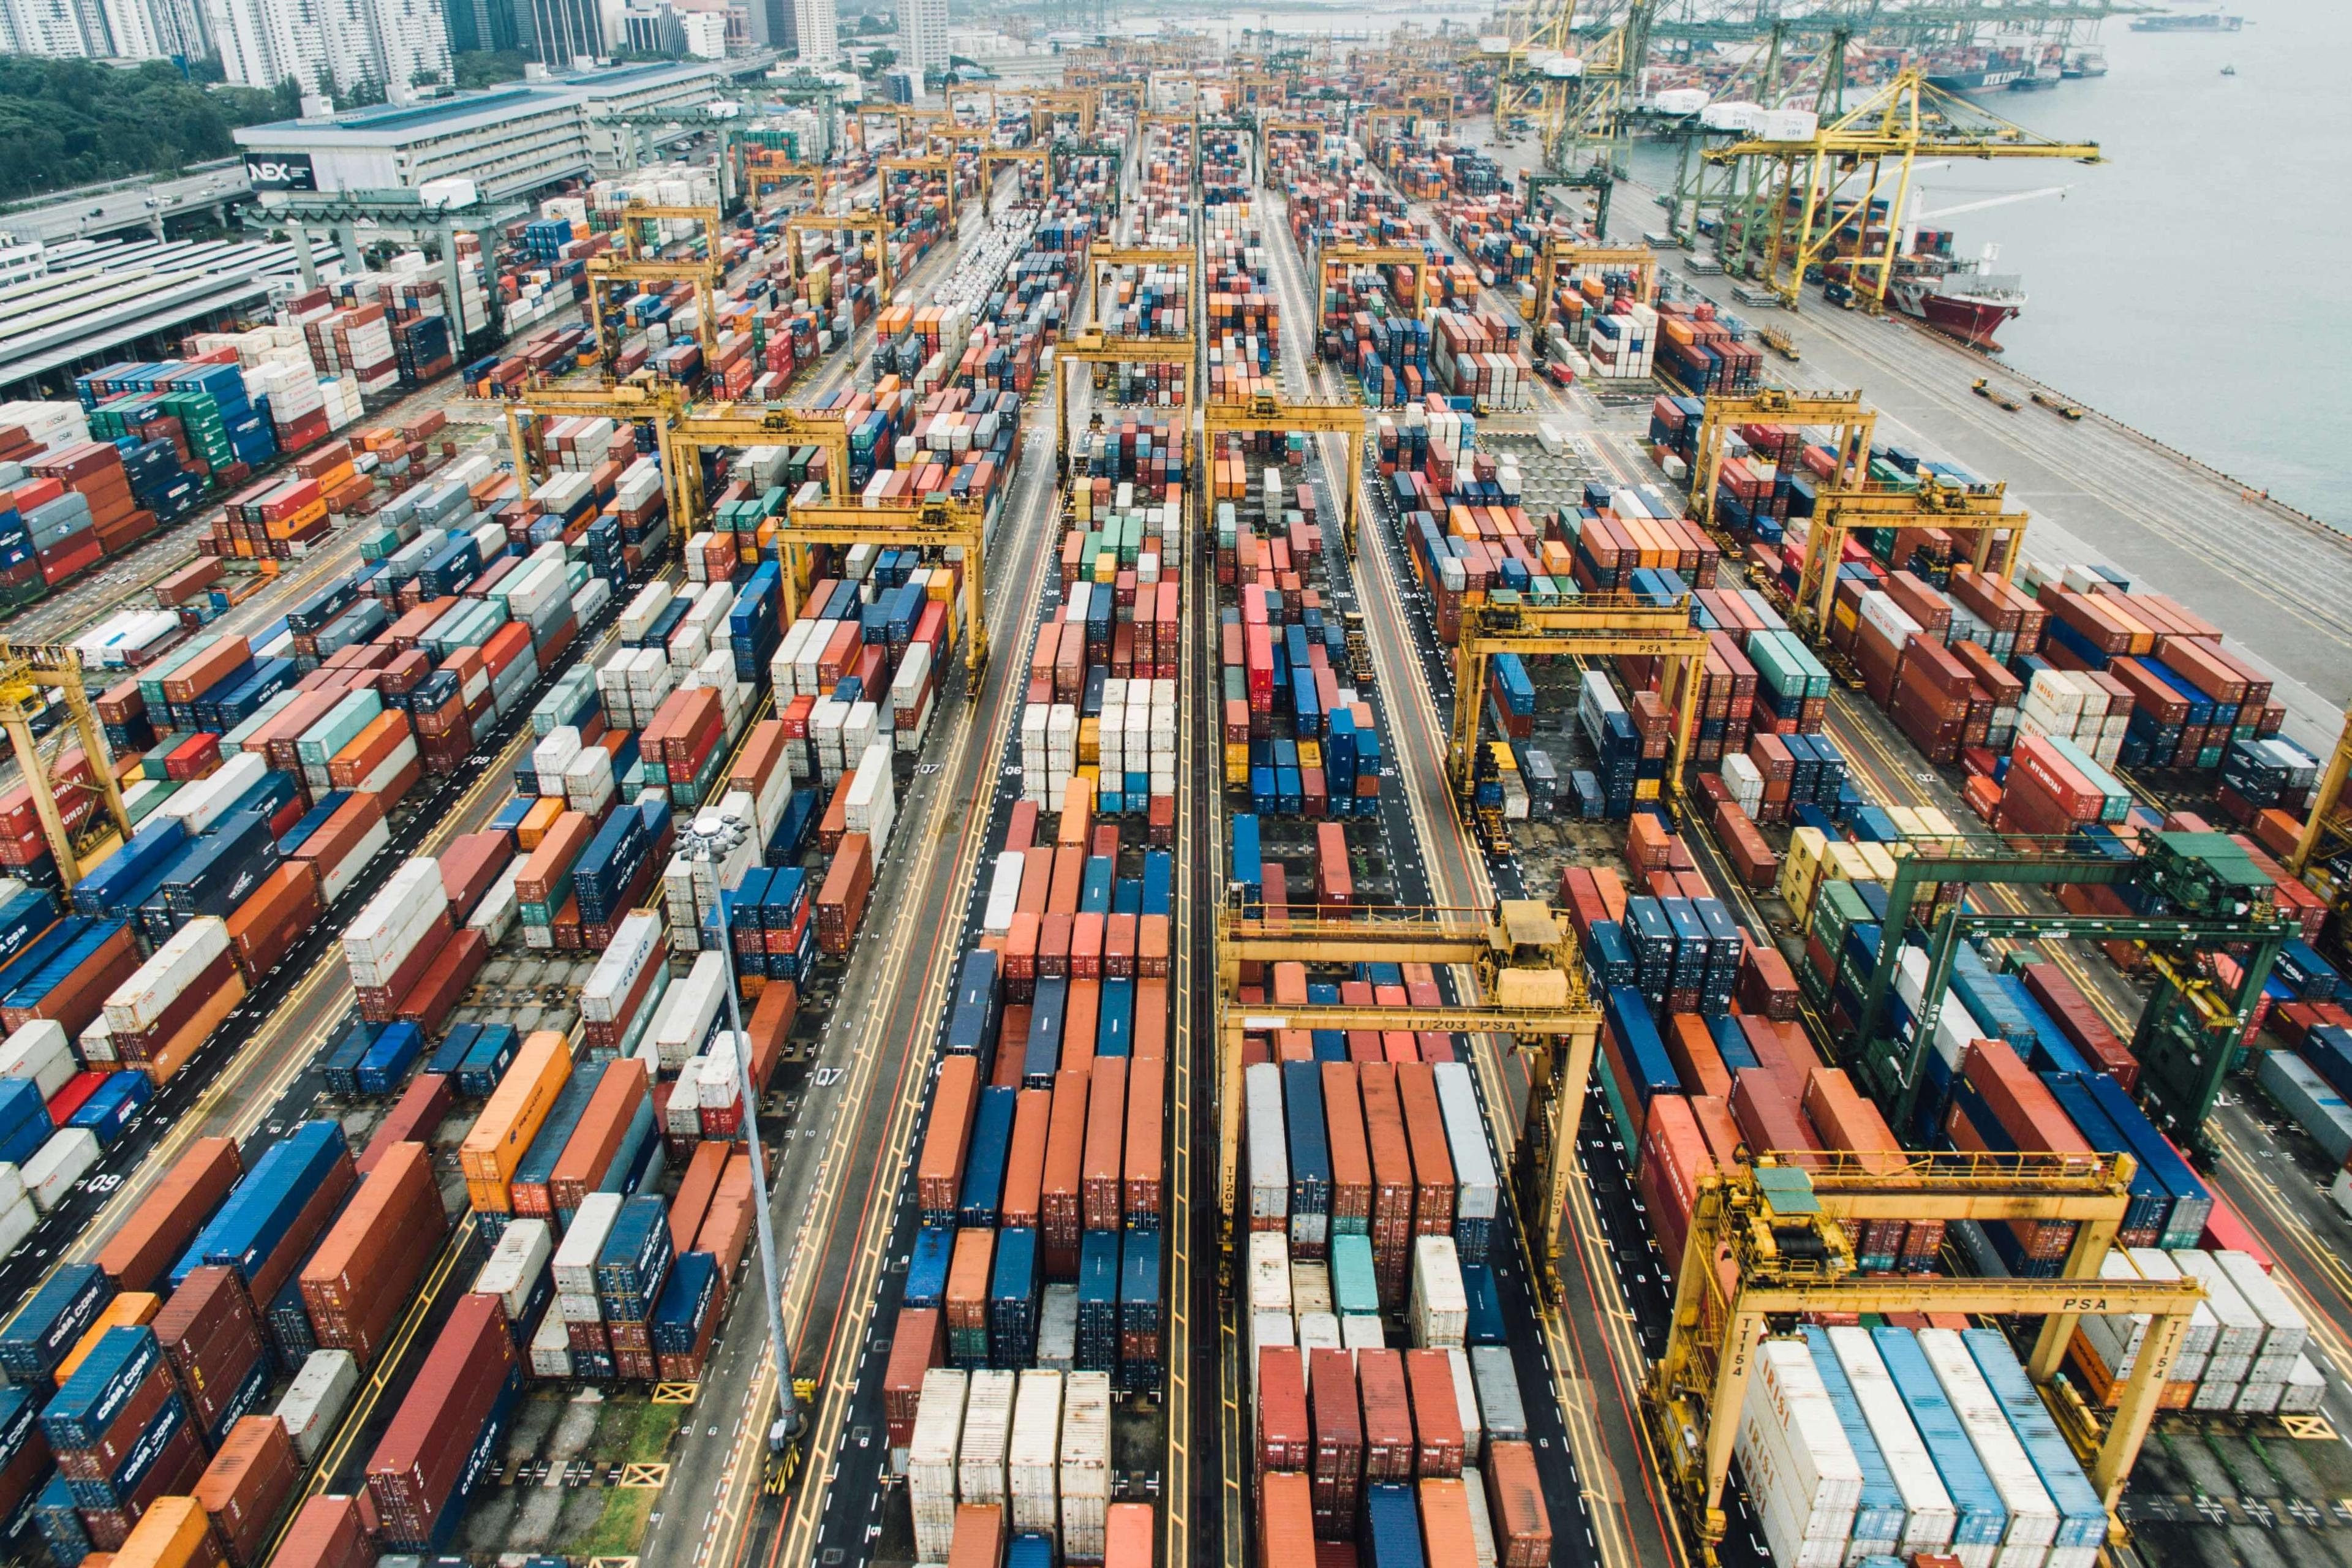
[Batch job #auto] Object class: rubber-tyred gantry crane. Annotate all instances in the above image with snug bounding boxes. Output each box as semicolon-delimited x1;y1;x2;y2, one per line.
1215;899;1601;1297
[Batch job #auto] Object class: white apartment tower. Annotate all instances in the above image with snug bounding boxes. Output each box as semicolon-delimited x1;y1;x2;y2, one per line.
789;0;831;66
897;0;943;80
205;0;448;100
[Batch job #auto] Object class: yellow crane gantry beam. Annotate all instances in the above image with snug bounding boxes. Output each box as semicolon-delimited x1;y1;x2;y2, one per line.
1030;88;1098;140
778;498;990;679
1199;393;1371;557
1703;66;2101;315
1215;900;1600;1296
1652;1154;2196;1567
1793;480;2027;644
586;200;726;369
1688;388;1875;538
0;644;132;883
1445;597;1711;813
1051;331;1196;475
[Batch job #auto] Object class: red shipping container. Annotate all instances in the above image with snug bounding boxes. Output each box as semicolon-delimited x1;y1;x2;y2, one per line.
364;1294;516;1549
1403;1348;1464;1477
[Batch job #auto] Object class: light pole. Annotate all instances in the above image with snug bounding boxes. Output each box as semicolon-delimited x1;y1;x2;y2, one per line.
703;890;801;1444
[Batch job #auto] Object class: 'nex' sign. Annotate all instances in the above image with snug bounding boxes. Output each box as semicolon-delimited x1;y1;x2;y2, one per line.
242;153;317;191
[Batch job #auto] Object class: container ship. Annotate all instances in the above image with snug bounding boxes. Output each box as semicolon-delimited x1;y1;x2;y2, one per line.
1824;227;2028;351
2132;9;2243;29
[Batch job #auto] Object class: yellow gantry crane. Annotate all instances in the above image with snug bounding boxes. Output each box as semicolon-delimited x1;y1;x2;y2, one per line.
1651;1153;2203;1567
777;498;990;680
784;212;891;300
1030;88;1099;141
494;379;694;537
1051;331;1197;475
1198;393;1371;557
1792;480;2029;644
0;644;132;883
1314;242;1436;322
2287;704;2352;894
881;155;961;225
1703;66;2102;314
745;155;830;209
586;200;726;371
1523;240;1659;325
1214;899;1601;1296
1444;597;1709;811
669;404;853;524
1687;387;1876;538
977;146;1052;197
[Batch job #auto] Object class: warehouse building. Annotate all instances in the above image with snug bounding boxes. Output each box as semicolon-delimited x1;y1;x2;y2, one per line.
0;235;340;399
231;61;739;202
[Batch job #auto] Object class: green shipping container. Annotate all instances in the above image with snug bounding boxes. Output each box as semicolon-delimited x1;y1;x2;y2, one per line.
296;689;384;766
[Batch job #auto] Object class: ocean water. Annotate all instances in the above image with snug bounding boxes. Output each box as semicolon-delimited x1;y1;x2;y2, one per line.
1617;0;2346;524
1874;0;2350;527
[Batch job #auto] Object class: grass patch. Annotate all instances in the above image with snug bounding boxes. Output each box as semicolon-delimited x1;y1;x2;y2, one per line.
589;1398;683;1465
566;1488;656;1557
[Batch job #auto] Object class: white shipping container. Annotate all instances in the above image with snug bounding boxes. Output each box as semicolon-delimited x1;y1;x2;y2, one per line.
1246;1063;1288;1230
1248;1231;1292;1317
1917;1329;2058;1550
528;1312;572;1379
1825;1327;1958;1553
2168;1251;2264;1358
0;1164;21;1218
472;1218;553;1322
1447;1348;1484;1463
1736;1338;1863;1568
555;1194;625;1294
156;752;266;835
0;1020;75;1097
1432;1063;1499;1221
1060;1370;1112;1562
958;1367;1017;1507
2214;1251;2309;1359
648;952;728;1069
1410;1235;1469;1349
909;1368;968;1562
0;1193;32;1260
341;858;448;977
275;1349;361;1462
1463;1465;1499;1568
1008;1369;1063;1537
23;1128;100;1211
464;857;519;943
582;911;664;1022
104;918;232;1035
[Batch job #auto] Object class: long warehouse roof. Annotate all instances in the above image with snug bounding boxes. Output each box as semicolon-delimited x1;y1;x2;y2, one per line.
0;235;340;394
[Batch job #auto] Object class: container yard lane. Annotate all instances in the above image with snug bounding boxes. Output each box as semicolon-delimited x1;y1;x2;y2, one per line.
1254;158;1681;1568
637;180;1069;1568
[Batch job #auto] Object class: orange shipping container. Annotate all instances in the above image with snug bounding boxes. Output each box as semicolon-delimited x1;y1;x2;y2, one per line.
97;1135;243;1291
461;1030;572;1203
111;1495;224;1568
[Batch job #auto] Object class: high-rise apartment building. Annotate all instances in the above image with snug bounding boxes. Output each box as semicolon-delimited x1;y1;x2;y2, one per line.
896;0;942;80
788;0;829;66
205;0;450;101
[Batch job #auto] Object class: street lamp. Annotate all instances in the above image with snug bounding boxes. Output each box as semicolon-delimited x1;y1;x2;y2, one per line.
702;889;802;1444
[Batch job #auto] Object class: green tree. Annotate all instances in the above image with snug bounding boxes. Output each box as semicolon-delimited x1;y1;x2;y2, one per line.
862;47;897;76
0;57;289;204
450;48;532;90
